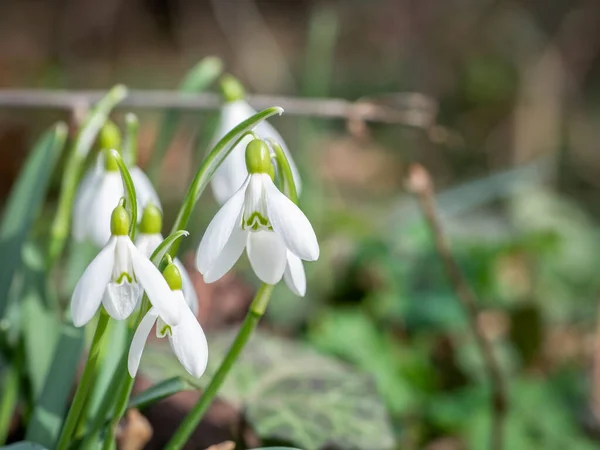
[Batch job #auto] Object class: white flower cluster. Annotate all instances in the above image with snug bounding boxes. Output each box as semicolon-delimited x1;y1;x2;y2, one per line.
70;94;319;379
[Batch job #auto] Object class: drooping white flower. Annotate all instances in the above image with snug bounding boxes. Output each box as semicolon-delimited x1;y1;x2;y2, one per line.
72;151;161;247
197;139;318;287
71;205;180;328
135;204;199;314
128;261;208;378
210;76;301;205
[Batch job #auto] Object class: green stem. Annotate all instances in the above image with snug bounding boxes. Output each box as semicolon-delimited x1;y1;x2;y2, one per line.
101;296;150;450
0;363;19;444
164;284;274;450
56;311;111;450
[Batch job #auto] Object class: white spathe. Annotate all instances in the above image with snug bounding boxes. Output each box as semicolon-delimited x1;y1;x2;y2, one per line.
210;100;302;205
128;290;208;378
71;235;180;327
72;154;161;247
196;173;318;288
135;232;199;315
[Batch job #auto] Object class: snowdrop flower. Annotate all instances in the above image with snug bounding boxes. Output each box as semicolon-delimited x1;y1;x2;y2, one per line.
209;75;301;205
71;204;180;328
196;139;319;287
135;203;199;315
128;260;208;378
73;150;161;247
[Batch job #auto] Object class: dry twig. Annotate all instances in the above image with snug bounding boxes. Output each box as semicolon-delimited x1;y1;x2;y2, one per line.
408;164;508;450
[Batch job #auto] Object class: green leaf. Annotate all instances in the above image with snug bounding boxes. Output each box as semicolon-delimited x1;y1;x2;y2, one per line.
109;149;137;239
142;330;395;450
20;243;60;399
0;442;49;449
148;56;223;180
0;124;67;319
25;324;84;447
128;377;198;410
251;448;302;450
150;230;189;266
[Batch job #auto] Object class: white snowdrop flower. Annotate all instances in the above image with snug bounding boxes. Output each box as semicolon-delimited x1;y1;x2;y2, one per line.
209;75;301;205
196;139;318;287
71;205;180;328
72;150;161;247
128;261;208;378
135;204;199;315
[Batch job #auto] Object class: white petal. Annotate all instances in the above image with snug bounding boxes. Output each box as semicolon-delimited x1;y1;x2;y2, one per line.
130;166;162;212
128;308;159;377
196;178;248;274
102;281;140;320
263;174;319;261
71;237;116;327
88;172;124;247
210;101;255;205
203;227;248;283
128;241;181;326
134;233;163;259
246;231;287;284
175;258;199;315
283;251;306;297
169;292;208;378
72;167;102;242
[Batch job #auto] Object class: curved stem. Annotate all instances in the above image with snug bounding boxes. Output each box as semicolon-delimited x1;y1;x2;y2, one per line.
56;311;111;450
164;284;274;450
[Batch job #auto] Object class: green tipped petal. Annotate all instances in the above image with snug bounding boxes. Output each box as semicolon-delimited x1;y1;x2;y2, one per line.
110;205;130;236
220;75;246;103
140;203;163;234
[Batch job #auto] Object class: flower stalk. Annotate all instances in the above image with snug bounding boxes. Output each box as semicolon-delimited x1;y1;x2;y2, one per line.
164;283;274;450
56;310;111;450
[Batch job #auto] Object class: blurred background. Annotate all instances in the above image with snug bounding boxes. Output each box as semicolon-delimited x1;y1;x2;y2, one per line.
4;0;600;449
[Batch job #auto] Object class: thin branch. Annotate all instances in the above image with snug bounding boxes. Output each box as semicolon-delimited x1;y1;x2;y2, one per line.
408;164;508;450
0;89;438;128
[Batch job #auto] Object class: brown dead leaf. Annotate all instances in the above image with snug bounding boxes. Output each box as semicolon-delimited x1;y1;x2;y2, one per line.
205;441;235;450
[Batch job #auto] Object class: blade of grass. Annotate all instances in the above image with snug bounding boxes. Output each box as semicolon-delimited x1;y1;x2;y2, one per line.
0;124;67;320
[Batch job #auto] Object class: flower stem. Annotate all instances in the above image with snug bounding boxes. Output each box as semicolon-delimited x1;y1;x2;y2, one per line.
56;311;111;450
164;283;274;450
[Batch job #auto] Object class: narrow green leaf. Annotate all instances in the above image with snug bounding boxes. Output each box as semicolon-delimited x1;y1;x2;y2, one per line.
0;124;67;319
109;150;137;239
151;230;189;266
267;138;298;204
122;113;139;167
128;377;196;410
168;107;284;257
0;442;49;449
20;243;60;399
148;56;223;180
25;324;84;448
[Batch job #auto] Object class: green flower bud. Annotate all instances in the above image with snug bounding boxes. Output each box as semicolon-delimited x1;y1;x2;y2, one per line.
140;203;162;234
219;74;246;103
99;120;122;151
245;139;274;176
110;205;130;236
162;262;182;291
104;148;119;172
